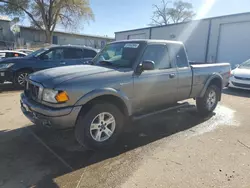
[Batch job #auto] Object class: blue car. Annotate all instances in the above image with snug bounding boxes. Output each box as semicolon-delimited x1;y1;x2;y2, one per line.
0;45;97;87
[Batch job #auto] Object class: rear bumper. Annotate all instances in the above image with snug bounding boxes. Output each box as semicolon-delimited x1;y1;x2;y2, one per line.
228;77;250;90
20;93;82;129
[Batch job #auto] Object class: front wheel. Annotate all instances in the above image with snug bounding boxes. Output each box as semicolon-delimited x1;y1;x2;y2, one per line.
196;85;220;116
15;70;31;88
75;102;124;150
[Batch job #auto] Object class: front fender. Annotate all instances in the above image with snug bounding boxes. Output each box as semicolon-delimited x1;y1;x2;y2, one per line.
75;88;132;116
199;73;223;98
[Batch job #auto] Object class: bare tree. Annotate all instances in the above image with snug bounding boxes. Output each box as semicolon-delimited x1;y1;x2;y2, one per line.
0;0;94;43
151;0;196;26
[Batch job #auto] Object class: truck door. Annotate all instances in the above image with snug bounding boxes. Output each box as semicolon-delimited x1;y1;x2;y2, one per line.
170;44;192;101
133;44;178;112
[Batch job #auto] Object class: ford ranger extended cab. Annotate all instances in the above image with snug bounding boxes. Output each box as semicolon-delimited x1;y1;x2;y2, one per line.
20;40;230;150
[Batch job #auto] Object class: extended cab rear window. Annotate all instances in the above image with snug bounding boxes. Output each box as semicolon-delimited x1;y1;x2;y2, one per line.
169;44;189;68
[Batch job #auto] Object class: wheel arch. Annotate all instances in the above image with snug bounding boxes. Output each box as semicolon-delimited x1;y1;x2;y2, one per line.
75;88;132;117
14;67;34;76
199;73;223;101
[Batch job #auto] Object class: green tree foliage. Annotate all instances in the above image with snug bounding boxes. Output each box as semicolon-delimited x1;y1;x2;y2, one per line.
151;0;196;26
0;0;94;43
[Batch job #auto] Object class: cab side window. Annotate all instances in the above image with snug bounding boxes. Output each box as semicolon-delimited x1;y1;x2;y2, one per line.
142;45;171;69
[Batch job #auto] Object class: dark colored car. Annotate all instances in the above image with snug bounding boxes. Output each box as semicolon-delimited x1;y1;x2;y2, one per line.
0;45;97;87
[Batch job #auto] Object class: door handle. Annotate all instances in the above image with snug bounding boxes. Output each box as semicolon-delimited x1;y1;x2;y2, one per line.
169;73;176;78
60;62;66;65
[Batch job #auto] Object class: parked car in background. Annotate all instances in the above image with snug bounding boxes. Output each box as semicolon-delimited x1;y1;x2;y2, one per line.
0;50;27;59
16;49;34;54
20;39;230;150
228;59;250;90
0;45;97;86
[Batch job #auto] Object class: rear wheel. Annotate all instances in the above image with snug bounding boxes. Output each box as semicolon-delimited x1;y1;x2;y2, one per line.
196;85;220;116
15;70;31;88
75;102;124;150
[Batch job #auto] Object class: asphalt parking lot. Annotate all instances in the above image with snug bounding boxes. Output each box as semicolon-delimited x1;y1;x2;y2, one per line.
0;83;250;188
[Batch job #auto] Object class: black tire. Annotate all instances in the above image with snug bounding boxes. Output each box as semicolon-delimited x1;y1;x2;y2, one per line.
196;85;220;116
14;70;31;88
75;102;124;150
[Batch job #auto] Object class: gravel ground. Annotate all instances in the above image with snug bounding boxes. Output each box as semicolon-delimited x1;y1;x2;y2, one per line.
0;84;250;188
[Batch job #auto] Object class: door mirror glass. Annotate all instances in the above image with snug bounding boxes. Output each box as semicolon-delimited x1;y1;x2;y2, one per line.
142;60;155;70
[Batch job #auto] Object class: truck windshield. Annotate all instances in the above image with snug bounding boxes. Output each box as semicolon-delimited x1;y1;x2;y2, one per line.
239;59;250;69
92;42;142;68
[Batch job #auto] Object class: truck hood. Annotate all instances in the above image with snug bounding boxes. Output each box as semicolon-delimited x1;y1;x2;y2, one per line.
29;65;117;87
232;67;250;78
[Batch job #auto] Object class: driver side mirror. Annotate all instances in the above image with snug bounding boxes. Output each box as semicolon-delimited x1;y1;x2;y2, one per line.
136;60;155;74
142;60;155;70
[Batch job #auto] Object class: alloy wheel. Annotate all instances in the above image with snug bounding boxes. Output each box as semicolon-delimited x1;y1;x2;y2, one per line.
89;112;116;142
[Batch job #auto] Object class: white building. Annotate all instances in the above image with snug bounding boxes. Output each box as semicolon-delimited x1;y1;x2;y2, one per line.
115;12;250;67
19;26;114;49
0;18;114;49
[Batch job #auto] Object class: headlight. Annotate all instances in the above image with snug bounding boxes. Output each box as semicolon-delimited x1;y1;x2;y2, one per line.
0;63;14;69
230;71;234;77
42;89;69;103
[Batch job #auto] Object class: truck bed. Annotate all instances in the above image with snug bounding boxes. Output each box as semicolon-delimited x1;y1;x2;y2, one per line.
190;63;231;98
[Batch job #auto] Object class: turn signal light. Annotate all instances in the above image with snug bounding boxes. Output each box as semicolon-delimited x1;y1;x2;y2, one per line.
56;91;69;102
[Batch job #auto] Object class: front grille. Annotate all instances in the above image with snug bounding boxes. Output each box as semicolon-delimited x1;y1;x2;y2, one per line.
25;81;41;100
232;81;250;88
234;76;250;81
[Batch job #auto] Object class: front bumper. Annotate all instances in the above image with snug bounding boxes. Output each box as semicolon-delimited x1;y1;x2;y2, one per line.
228;77;250;90
20;93;82;129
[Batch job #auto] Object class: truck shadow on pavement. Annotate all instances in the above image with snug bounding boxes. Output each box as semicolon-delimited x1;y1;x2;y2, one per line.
0;109;214;188
0;83;22;93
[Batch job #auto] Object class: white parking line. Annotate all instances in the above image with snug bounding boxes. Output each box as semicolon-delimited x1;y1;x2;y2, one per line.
76;172;85;188
25;127;74;171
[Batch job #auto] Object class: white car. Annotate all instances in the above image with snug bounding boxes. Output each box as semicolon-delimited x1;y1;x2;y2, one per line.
0;50;27;59
16;49;34;54
229;59;250;90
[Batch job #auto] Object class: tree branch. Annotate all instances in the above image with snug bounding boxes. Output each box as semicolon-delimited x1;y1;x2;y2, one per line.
0;0;43;30
150;0;195;25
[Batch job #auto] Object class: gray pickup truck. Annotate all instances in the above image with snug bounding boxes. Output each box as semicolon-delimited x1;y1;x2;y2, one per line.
20;40;230;150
